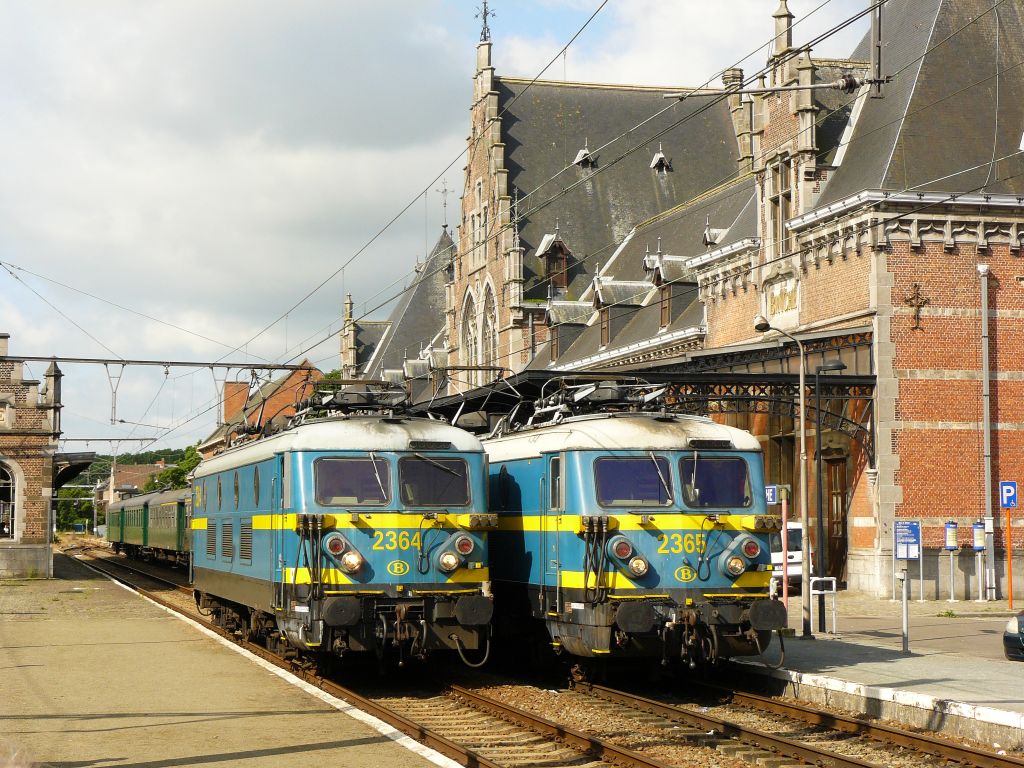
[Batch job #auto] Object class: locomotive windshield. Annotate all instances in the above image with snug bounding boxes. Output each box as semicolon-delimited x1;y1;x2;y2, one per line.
398;455;470;507
594;456;672;507
679;455;752;508
315;457;390;505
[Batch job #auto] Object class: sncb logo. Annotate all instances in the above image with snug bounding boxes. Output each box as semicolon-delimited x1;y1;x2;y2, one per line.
674;565;697;583
387;560;410;576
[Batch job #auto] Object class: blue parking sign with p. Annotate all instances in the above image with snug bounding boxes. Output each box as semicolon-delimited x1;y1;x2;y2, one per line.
1001;480;1017;508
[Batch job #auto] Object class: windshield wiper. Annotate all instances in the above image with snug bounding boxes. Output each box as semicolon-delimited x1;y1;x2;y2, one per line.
367;451;388;499
648;451;671;500
412;452;460;476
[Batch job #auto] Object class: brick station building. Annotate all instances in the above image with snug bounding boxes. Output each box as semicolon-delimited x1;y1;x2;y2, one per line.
1;333;93;578
345;0;1024;597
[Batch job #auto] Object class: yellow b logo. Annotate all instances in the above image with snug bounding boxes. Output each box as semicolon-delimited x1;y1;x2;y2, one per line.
387;560;410;576
674;565;696;583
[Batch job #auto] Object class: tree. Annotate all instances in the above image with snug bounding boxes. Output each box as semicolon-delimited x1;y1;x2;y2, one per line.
143;446;202;491
56;487;94;530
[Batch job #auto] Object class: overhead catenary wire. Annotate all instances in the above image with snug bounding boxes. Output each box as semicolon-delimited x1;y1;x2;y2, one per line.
49;0;1007;450
297;0;1017;376
283;0;878;370
209;0;846;372
202;0;614;368
316;115;1024;379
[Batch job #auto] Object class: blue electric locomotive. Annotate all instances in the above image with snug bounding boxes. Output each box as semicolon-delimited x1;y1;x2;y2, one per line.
484;380;786;672
191;385;496;666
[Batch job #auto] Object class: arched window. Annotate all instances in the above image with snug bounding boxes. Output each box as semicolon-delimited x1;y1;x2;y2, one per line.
461;293;478;387
481;288;498;375
0;464;14;539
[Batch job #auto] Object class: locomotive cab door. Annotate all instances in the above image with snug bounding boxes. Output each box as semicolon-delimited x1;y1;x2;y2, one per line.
539;454;564;615
271;453;286;610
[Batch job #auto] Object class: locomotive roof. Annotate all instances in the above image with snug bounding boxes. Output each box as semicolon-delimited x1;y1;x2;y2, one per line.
194;415;483;477
108;488;189;511
483;412;760;462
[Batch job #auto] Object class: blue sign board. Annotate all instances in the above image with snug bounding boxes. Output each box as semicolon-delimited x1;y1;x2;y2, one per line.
765;485;778;505
1000;480;1017;508
894;520;921;561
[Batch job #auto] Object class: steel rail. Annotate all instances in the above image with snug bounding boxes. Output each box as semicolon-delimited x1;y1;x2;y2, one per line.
697;680;1024;768
450;685;676;768
76;545;192;594
574;681;882;768
69;550;504;768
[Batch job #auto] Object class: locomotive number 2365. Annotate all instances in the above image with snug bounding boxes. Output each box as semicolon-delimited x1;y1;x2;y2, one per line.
372;531;423;551
657;533;705;554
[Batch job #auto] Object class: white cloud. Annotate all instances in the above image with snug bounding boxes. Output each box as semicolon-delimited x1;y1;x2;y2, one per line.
0;0;869;449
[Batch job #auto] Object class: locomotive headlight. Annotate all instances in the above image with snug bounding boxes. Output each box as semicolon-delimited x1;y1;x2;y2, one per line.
339;551;363;573
741;539;761;558
454;535;475;556
628;556;649;577
725;556;746;577
438;551;461;572
608;536;633;560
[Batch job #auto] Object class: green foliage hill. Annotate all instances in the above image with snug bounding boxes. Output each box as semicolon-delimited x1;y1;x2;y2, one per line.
143;446;202;491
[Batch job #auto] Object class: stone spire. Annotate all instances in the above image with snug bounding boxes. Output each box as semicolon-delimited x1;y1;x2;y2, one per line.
773;0;794;56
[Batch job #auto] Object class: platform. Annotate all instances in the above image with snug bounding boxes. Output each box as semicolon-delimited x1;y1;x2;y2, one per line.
0;554;458;768
737;589;1024;748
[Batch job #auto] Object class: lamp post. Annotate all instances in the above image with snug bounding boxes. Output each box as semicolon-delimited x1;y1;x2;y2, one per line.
815;359;847;632
754;314;811;637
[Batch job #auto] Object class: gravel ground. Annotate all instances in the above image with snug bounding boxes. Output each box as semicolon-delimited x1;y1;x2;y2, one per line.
472;684;751;768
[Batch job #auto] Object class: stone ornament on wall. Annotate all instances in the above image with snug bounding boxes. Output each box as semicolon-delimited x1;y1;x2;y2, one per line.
762;270;799;329
902;282;929;331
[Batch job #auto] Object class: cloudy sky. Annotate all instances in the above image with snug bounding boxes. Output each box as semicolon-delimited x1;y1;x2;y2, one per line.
0;0;867;451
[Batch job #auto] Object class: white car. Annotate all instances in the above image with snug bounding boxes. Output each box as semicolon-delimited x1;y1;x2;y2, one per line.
770;521;811;589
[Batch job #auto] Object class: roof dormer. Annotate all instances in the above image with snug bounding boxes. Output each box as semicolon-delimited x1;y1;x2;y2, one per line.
650;143;672;172
573;139;595;168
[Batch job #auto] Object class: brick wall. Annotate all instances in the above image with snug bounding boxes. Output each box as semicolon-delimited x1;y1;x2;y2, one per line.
887;236;1024;560
0;344;57;553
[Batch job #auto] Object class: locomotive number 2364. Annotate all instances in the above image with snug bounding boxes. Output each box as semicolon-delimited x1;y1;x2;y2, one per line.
372;531;423;551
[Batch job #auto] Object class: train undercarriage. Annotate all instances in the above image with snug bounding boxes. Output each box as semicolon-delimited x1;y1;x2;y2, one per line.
195;586;494;668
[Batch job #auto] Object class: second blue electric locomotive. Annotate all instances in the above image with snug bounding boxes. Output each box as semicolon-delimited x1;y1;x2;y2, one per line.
484;380;786;672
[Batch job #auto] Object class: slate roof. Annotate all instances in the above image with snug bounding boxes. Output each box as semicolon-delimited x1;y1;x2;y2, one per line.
813;59;869;166
546;300;592;325
541;176;753;370
592;279;651;308
595;176;757;286
818;0;1024;205
365;228;453;378
496;78;741;301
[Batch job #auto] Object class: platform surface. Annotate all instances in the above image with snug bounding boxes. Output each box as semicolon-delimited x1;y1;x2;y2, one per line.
764;588;1024;725
0;554;448;768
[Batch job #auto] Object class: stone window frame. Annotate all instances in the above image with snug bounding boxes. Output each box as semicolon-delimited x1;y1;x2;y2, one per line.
659;285;671;329
461;292;479;386
767;154;794;259
481;287;498;371
0;462;15;539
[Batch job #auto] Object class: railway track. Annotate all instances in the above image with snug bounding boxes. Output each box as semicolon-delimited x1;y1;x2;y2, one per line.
568;680;1024;768
67;547;1024;768
66;543;192;595
66;549;660;768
